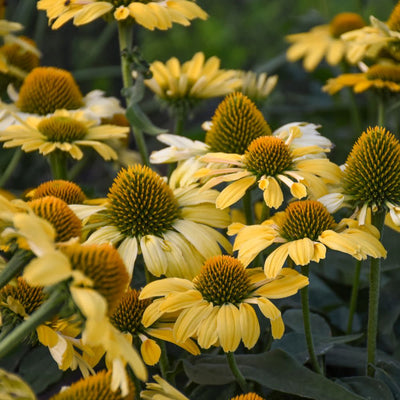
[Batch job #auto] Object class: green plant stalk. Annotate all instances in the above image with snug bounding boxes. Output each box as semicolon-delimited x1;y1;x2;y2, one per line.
158;340;174;384
377;96;385;127
243;191;254;225
226;351;248;392
117;21;149;166
127;364;142;400
48;151;68;179
300;264;323;375
346;259;362;334
0;286;67;358
0;250;33;290
174;107;187;136
366;211;385;377
0;149;22;187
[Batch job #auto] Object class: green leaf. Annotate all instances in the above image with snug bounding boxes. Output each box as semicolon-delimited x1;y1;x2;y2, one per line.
337;376;394;400
18;346;63;394
184;349;364;400
271;332;362;364
283;309;331;336
375;361;400;400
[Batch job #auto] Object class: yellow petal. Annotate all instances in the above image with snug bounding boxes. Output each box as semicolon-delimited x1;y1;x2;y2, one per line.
140;278;193;299
239;303;260;349
217;303;241;352
264;243;290;278
259;177;283;209
288;238;314;266
141;338;161;366
256;297;284;338
216;176;257;209
197;306;219;349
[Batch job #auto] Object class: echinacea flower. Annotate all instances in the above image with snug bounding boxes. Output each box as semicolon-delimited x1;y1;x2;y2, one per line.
37;0;207;31
323;62;400;94
49;370;135;400
196;133;341;210
236;70;278;104
319;126;400;229
111;288;199;366
74;162;231;279
286;12;366;71
141;375;189;400
26;180;86;204
145;52;241;111
230;394;267;400
140;255;308;352
229;200;387;279
0;67;126;130
0;109;129;160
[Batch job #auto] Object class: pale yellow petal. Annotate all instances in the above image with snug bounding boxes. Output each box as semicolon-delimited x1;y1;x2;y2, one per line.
264;243;290;278
141;339;161;366
216;176;257;209
140;278;193;299
288;238;314;266
239;303;260;349
197;306;219;349
217;303;241;352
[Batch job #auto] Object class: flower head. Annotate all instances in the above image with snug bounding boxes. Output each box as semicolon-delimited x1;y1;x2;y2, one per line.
323;63;400;94
0;109;129;160
38;0;207;31
236;70;278;104
140;255;308;352
111;288;199;366
145;52;241;111
230;394;266;400
49;370;135;400
77;162;231;279
141;375;189;400
27;180;86;204
197;134;341;210
229;200;387;279
286;12;366;71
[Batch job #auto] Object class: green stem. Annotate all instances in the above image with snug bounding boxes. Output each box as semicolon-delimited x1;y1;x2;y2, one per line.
158;340;173;384
0;149;22;187
346;259;362;334
174;108;186;136
0;250;33;290
260;203;270;222
48;151;68;179
377;96;385;127
0;286;67;358
300;265;323;375
243;191;253;225
127;364;142;400
366;211;385;377
117;21;149;166
226;351;248;392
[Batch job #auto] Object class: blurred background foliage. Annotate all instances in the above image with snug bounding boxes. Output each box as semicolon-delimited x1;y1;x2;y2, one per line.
2;1;400;398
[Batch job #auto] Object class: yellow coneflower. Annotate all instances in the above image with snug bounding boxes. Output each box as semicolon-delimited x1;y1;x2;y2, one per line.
28;196;82;242
319;126;400;229
230;394;266;400
229;200;387;279
50;370;135;400
286;12;366;71
196;134;341;210
236;71;278;104
0;108;129;160
323;63;400;94
73;162;231;279
0;36;40;92
140;255;308;352
27;180;86;205
145;52;241;110
37;0;207;31
111;288;199;366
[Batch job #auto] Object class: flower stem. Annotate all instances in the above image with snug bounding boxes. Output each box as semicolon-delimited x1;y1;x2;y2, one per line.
300;264;323;375
243;191;253;225
226;351;248;392
0;285;67;358
48;151;68;179
366;211;385;377
174;107;187;136
117;20;149;166
127;364;142;400
0;250;33;290
377;96;385;127
158;340;173;383
0;149;22;187
346;259;362;334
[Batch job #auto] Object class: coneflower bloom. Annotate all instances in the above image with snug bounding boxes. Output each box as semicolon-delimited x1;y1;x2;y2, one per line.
229;200;387;279
140;255;308;352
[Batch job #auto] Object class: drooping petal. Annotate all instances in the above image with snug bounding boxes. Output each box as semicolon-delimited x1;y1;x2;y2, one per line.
263;243;290;278
239;303;260;349
216;303;241;352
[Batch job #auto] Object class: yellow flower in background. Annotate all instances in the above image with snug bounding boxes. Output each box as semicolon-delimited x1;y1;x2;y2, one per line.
323;62;400;94
0;109;129;160
236;70;278;104
0;67;126;130
230;394;267;400
73;161;231;279
141;375;189;400
140;255;308;352
145;52;242;107
196;132;341;210
0;369;36;400
37;0;207;31
49;370;135;400
286;12;366;71
111;288;199;366
229;200;387;279
319;126;400;230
